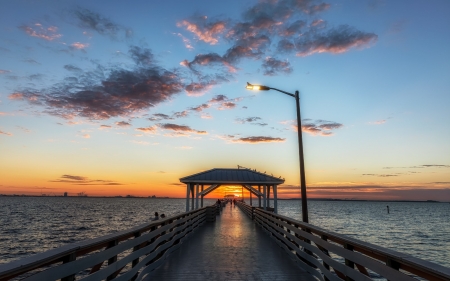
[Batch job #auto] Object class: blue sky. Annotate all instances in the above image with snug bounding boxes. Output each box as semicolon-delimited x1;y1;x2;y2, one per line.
1;0;449;200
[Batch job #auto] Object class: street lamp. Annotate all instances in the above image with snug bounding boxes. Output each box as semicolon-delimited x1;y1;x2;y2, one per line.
246;82;309;223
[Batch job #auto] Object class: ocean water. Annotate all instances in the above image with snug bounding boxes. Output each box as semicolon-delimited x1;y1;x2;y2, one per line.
1;197;449;270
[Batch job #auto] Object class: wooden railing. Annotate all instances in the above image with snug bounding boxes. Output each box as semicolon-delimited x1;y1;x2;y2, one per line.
0;205;220;281
235;201;450;281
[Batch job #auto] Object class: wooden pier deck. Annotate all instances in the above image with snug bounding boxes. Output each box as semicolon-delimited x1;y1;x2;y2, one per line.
144;203;315;281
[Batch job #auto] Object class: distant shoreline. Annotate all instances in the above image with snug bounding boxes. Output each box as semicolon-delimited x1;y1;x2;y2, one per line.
0;194;447;203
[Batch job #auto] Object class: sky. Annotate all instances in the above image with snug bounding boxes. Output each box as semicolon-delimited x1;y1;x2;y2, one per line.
0;0;449;201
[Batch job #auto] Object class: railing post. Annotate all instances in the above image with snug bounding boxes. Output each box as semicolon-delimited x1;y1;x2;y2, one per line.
321;235;331;281
344;243;355;281
106;240;118;281
131;232;141;281
61;253;76;281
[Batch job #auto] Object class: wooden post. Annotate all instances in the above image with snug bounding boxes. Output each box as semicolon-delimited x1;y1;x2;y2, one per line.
191;184;194;211
106;240;118;281
61;253;76;281
263;185;267;210
241;186;243;200
258;185;261;207
273;185;278;213
195;183;199;210
131;232;142;281
185;184;190;212
201;184;204;208
250;189;252;206
267;185;271;208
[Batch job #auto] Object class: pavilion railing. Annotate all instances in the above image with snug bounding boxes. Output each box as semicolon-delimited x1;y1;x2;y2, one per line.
0;204;220;281
235;201;450;281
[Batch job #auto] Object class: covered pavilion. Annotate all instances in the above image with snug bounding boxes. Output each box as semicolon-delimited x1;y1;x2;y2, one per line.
179;167;285;213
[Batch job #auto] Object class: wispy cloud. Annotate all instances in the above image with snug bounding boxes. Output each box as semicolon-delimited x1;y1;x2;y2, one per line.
177;16;227;45
115;121;131;127
19;23;62;41
73;8;132;40
158;123;207;135
136;126;157;134
50;174;123;185
0;130;13;136
236;116;267;126
262;57;292;76
70;42;89;49
0;70;11;74
283;119;343;136
370;119;386;125
220;134;285;144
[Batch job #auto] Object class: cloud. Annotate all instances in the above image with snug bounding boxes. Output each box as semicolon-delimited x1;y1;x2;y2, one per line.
298;119;343;136
74;8;132;40
295;25;378;56
174;33;194;50
383;165;450;169
23;59;40;64
71;42;89;49
362;174;398;177
370;119;386;125
262;57;292;76
100;124;111;129
149;113;174;121
19;23;62;41
158;123;206;134
64;65;82;72
136;126;157;134
177;16;227;45
0;130;13;136
0;70;11;74
190;103;210;112
50;174;123;185
82;134;90;138
233;136;285;143
279;20;306;37
236;116;268;126
9;46;184;120
115;121;131;127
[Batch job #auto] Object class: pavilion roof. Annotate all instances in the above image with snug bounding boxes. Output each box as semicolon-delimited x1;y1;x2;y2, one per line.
179;168;284;185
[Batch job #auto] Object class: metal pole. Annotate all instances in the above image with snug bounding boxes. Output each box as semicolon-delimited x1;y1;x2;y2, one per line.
295;91;309;223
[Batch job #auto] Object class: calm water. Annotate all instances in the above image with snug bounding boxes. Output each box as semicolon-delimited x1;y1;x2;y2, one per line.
1;197;449;269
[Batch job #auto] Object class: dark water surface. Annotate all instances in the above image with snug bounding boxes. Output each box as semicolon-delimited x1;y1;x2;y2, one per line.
1;197;449;269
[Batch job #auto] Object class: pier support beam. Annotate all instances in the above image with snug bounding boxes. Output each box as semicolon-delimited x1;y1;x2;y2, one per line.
267;185;271;208
201;185;204;208
185;184;190;212
195;184;199;210
263;185;267;210
250;190;252;206
273;185;278;214
191;184;194;211
258;185;261;207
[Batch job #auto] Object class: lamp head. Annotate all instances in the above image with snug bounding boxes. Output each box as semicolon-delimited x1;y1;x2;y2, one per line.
246;82;270;91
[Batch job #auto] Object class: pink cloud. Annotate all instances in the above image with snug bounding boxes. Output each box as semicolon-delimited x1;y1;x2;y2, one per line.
19;23;62;41
177;18;226;45
136;126;157;133
71;42;89;49
0;130;13;136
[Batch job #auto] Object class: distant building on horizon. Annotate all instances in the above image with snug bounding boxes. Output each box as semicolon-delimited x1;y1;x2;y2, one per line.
64;192;68;197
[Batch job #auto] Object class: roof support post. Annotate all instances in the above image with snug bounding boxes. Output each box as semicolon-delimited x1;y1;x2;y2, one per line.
267;185;271;208
185;184;190;212
258;185;261;207
263;185;267;210
201;184;204;208
195;183;199;210
273;185;278;214
191;184;194;211
250;189;252;206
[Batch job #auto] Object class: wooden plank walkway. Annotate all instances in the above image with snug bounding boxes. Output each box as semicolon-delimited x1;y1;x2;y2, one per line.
144;203;316;281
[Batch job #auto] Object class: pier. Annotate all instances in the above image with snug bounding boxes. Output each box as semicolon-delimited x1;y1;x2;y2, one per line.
146;201;312;280
1;168;450;280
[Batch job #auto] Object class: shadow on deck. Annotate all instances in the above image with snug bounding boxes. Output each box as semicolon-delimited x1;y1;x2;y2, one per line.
144;203;315;280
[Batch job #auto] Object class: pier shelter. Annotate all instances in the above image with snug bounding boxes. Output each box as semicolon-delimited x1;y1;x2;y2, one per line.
180;167;284;213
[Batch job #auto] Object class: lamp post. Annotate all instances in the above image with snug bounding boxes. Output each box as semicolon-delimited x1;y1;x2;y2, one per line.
245;82;309;223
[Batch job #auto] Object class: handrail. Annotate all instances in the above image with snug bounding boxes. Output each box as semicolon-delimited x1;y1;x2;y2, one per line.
235;201;450;281
0;205;220;281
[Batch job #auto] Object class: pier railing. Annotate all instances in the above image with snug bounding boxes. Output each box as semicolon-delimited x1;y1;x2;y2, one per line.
235;201;450;281
0;204;221;281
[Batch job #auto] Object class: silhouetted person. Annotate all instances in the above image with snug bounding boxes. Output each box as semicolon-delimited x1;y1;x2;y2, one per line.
153;212;159;220
386;206;390;214
160;214;166;218
217;199;221;205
